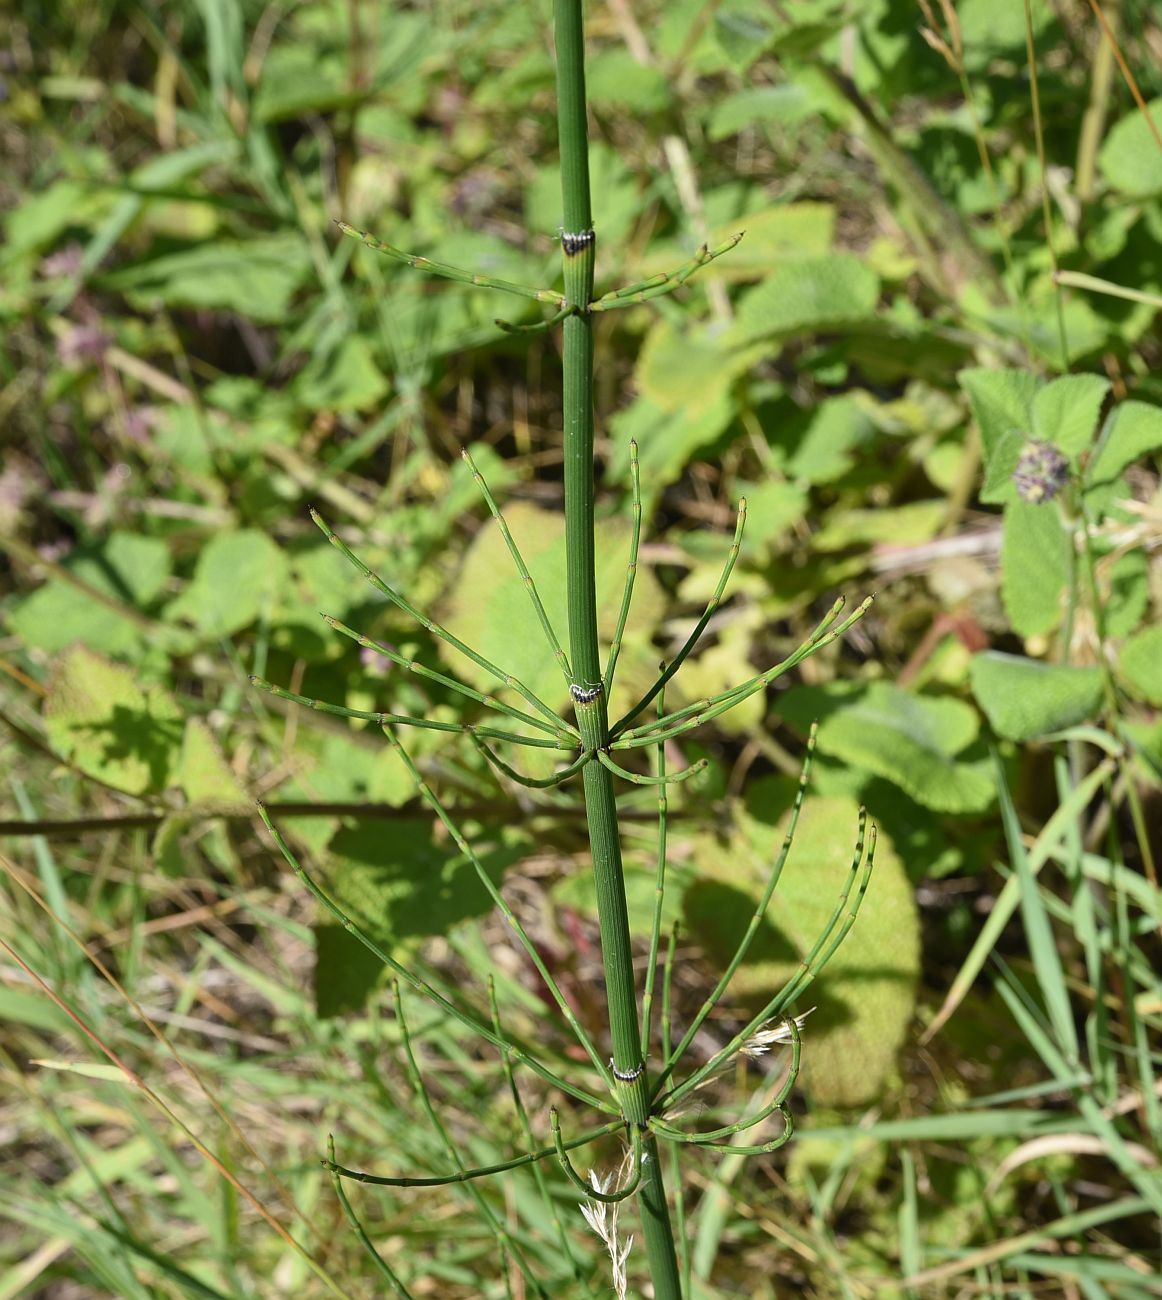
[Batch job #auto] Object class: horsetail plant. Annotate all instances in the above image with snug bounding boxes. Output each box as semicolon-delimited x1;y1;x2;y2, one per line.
255;3;875;1294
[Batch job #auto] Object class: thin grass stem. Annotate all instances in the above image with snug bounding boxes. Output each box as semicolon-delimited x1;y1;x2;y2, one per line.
462;447;572;684
338;221;566;306
322;613;569;738
384;726;616;1091
589;234;744;311
326;1136;415;1299
256;803;611;1111
311;506;575;737
652;728;817;1099
250;676;571;751
603;438;641;694
612;499;747;736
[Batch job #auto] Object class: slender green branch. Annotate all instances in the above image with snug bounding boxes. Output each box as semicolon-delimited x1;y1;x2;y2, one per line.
640;678;669;1053
337;221;566;306
596;750;707;786
589;234;744;311
250;676;571;750
462;447;573;684
311;506;575;737
327;1116;626;1187
322;613;568;737
551;1109;642;1203
384;726;616;1091
474;737;593;789
652;728;817;1098
612;498;746;736
256;803;610;1111
326;1137;416;1298
603;438;642;694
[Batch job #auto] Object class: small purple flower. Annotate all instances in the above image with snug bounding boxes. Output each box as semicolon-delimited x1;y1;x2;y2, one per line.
1012;439;1070;504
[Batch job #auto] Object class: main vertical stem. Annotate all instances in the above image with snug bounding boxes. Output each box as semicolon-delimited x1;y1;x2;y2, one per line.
553;2;682;1294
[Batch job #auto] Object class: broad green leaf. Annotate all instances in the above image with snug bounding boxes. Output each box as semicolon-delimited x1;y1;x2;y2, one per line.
683;793;919;1106
4;180;93;255
1001;500;1069;637
812;501;945;551
167;530;289;639
1099;97;1162;198
779;682;994;813
310;819;525;1014
44;646;183;795
178;718;249;810
970;652;1105;740
1088;400;1162;486
1118;624;1162;705
730;254;879;342
293;335;389;413
637;317;764;416
959;368;1037;505
768;395;875;484
8;532;173;658
441;501;664;711
1103;547;1149;640
103;235;314;323
1032;374;1110;456
587;48;671;113
607;389;737;497
708;85;819;139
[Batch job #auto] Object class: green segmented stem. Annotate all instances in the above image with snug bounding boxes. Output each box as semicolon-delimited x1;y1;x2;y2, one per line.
652;727;817;1098
326;1137;415;1298
639;679;669;1055
322;614;569;739
474;738;593;789
496;306;572;334
554;1;680;1288
660;820;875;1112
596;749;707;786
328;1115;626;1187
612;497;745;737
550;1108;642;1203
391;981;550;1300
338;221;566;306
603;438;641;695
256;803;610;1113
662;922;679;1065
589;234;744;312
384;725;615;1091
462;447;572;684
311;507;575;738
249;676;570;751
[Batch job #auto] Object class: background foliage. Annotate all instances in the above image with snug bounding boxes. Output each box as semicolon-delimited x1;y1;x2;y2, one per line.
2;0;1160;1294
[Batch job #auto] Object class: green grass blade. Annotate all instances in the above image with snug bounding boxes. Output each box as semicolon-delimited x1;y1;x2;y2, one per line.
994;745;1079;1063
